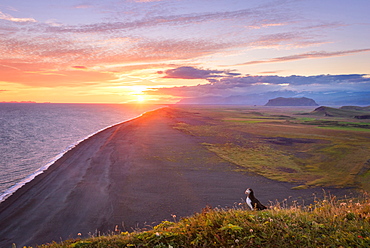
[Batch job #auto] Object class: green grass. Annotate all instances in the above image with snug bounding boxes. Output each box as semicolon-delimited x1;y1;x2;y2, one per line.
203;142;312;184
309;106;370;118
223;119;267;124
170;106;370;190
316;126;370;132
35;194;370;248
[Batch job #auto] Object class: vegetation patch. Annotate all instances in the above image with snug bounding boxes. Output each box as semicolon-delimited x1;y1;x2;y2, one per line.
171;106;370;190
223;119;268;124
36;195;370;248
316;126;370;132
203;142;312;184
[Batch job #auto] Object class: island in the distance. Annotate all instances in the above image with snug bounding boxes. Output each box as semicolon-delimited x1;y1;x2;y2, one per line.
265;97;319;106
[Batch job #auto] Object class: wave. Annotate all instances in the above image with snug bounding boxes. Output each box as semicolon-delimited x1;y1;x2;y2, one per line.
0;107;165;203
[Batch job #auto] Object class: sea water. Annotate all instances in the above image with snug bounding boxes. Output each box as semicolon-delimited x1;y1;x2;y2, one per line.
0;103;162;202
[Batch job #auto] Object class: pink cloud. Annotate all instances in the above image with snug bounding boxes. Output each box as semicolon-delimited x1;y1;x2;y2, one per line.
0;11;36;23
131;0;164;2
237;48;370;66
73;4;93;9
159;66;240;79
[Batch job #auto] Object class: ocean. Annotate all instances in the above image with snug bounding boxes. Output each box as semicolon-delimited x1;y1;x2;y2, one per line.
0;103;163;202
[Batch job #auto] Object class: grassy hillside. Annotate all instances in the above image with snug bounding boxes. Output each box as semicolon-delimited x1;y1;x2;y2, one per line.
309;106;370;119
36;194;370;248
340;106;370;112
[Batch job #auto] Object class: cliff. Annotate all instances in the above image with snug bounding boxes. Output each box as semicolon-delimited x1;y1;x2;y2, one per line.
265;97;318;106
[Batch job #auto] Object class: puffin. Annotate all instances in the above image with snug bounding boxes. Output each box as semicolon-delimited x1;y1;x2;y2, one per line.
245;188;267;210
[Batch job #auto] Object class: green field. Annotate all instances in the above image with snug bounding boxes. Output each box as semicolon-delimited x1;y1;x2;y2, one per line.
171;106;370;191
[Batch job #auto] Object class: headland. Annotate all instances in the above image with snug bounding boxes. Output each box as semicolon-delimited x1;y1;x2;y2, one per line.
0;107;359;247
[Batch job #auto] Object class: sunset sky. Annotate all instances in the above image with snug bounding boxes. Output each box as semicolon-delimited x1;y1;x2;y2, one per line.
1;0;369;104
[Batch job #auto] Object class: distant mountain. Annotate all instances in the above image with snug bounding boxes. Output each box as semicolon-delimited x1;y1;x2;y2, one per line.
265;97;318;106
310;106;370;119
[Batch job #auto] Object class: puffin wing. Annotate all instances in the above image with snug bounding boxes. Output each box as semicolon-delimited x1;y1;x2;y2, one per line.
255;199;267;210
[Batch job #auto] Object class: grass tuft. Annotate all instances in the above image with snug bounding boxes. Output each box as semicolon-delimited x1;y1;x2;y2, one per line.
35;194;370;248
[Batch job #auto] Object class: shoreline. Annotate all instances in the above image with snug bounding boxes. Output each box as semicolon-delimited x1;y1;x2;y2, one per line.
0;107;357;247
0;106;165;203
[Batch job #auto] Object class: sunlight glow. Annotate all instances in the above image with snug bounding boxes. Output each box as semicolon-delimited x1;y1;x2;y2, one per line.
136;94;145;102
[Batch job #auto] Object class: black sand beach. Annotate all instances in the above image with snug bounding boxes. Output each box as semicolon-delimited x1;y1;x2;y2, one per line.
0;107;356;247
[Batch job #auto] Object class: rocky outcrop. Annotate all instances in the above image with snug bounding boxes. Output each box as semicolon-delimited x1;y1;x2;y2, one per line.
265;97;318;106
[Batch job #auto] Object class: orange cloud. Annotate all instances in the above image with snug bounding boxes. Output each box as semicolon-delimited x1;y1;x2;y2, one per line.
0;62;116;87
72;66;88;70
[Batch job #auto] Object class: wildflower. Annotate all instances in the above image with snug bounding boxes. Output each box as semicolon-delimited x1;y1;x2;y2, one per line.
156;232;160;237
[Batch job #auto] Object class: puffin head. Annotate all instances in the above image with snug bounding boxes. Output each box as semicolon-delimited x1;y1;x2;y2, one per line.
245;188;252;196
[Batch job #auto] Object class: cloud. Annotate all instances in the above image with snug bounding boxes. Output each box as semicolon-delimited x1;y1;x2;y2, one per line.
43;6;291;35
159;66;241;79
156;66;370;88
44;8;255;33
237;48;370;66
1;0;368;99
249;32;325;48
0;1;329;75
247;22;287;29
72;66;88;70
146;71;370;102
131;0;164;2
259;70;285;74
73;4;93;9
0;11;36;23
303;22;346;30
0;61;117;87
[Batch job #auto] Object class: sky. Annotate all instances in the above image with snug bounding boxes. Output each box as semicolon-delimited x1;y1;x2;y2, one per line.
0;0;369;105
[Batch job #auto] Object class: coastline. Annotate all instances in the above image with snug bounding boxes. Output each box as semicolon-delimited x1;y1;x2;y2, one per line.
0;106;164;203
0;107;356;247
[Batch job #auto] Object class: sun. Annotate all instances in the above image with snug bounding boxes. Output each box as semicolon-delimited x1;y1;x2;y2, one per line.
136;94;145;103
